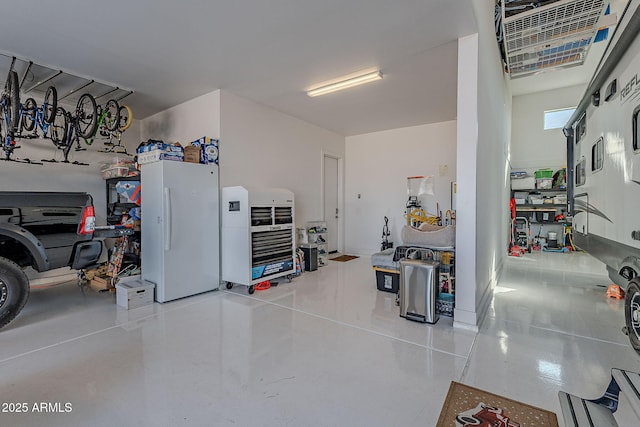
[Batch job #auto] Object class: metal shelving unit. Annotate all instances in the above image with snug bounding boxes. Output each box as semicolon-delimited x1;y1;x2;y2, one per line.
306;221;328;267
501;0;607;78
0;53;133;105
512;188;568;242
105;176;141;270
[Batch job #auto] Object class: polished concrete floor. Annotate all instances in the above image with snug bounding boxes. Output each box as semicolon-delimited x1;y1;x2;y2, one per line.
0;251;639;426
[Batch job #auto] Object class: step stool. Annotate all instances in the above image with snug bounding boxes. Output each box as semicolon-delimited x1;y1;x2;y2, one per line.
558;368;640;426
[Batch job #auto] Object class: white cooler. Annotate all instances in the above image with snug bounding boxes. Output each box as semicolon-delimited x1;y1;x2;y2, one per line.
116;277;155;309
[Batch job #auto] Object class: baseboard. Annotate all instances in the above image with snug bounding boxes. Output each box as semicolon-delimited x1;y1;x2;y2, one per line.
453;257;505;330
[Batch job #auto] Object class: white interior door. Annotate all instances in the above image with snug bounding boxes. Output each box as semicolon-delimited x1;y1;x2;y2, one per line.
324;155;339;253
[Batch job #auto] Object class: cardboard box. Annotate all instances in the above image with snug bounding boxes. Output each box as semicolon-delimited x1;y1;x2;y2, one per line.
84;265;107;280
191;136;219;164
89;274;114;292
184;145;201;163
116;278;155;309
137;143;185;164
138;149;184;164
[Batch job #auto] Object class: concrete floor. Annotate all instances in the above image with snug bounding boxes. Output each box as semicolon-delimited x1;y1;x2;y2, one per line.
0;251;638;426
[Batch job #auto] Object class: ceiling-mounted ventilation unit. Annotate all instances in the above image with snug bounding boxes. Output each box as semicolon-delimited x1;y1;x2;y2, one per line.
501;0;607;78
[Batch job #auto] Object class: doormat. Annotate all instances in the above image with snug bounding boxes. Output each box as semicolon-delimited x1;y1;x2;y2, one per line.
436;381;559;427
330;255;359;262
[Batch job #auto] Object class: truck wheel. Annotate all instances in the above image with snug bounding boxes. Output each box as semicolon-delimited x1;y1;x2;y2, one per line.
0;257;30;329
625;278;640;356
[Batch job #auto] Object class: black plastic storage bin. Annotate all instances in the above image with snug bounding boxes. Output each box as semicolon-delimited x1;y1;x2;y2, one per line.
374;267;399;293
300;244;318;271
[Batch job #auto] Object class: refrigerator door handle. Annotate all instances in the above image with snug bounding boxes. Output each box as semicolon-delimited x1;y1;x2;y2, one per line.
164;187;172;251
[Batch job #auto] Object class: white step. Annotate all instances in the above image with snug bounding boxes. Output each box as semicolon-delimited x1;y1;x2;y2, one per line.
558;391;617;427
611;369;640;419
558;368;640;427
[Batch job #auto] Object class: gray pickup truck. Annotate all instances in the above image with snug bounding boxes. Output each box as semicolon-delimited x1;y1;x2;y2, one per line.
0;192;103;329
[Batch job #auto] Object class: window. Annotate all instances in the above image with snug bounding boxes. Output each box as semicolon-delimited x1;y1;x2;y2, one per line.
544;108;576;130
633;104;640;151
575;113;586;143
576;158;586;186
592;137;603;172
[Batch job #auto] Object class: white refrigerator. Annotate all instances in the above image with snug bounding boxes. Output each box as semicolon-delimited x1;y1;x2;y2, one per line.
141;160;220;302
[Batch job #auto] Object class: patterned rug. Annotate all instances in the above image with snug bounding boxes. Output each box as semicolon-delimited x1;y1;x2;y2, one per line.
329;255;359;262
437;381;559;426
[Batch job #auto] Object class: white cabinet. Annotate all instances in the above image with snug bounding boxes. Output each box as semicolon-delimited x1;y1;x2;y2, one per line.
306;221;328;267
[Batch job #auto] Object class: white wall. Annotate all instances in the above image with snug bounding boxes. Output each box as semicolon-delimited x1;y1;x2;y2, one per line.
140;90;220;144
0;110;142;281
219;91;345;229
454;0;512;328
511;85;585;171
455;33;480;329
139;89;345;240
344;122;457;255
0;119;142;224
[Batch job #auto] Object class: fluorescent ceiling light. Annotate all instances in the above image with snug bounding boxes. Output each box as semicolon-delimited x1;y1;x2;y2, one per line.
307;71;382;97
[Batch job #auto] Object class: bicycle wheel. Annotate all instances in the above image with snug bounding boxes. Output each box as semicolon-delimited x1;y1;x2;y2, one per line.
0;115;12;160
0;109;4;150
75;93;97;139
21;98;37;132
43;86;58;124
5;70;20;135
50;107;68;146
103;99;120;132
118;104;133;131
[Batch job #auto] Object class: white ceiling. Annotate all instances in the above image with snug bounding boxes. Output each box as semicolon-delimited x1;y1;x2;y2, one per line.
0;1;624;136
0;0;477;136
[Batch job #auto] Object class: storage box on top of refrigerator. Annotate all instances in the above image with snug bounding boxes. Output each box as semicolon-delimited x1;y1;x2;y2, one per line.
141;161;220;302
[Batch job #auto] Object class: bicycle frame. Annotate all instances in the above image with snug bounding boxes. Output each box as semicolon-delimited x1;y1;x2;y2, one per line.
0;70;20;160
1;98;16;160
19;102;54;139
47;92;96;162
83;99;119;146
18;85;56;139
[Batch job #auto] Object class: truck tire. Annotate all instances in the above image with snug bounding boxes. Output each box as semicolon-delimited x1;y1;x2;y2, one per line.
625;278;640;356
0;257;30;329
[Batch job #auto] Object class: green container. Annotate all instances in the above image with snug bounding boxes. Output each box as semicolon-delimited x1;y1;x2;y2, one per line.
534;168;553;179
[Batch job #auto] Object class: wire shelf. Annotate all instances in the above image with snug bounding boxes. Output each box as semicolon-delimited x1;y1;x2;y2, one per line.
502;0;606;78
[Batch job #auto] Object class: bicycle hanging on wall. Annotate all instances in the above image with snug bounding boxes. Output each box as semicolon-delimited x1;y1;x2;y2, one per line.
42;93;98;165
99;104;133;154
17;85;57;140
0;69;20;161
